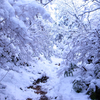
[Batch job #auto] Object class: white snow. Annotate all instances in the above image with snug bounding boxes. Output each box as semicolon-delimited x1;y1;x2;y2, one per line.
0;56;89;100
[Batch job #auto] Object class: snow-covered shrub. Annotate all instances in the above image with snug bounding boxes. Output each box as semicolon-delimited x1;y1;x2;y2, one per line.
64;63;78;77
73;78;87;93
58;27;100;96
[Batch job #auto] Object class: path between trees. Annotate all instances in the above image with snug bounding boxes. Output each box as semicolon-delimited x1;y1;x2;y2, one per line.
0;56;88;100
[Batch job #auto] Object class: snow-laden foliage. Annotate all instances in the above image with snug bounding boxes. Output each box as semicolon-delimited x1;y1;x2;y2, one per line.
0;0;53;70
51;0;100;99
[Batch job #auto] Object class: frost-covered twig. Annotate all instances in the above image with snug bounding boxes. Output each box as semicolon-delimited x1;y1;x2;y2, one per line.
79;7;100;16
0;70;9;83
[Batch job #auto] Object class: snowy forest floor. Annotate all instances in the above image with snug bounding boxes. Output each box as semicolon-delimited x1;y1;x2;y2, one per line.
0;56;89;100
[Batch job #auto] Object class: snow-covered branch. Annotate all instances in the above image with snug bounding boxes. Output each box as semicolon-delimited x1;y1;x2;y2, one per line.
0;0;53;69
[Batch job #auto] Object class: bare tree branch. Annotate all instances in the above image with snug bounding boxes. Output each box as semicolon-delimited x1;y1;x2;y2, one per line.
0;19;6;23
79;7;100;16
40;0;53;6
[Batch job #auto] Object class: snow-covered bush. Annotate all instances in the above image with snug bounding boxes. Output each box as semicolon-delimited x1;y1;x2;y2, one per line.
64;63;78;77
52;0;100;99
0;0;53;70
73;77;87;93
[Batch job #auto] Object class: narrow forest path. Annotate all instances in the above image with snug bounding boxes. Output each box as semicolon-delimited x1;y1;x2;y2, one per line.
0;56;88;100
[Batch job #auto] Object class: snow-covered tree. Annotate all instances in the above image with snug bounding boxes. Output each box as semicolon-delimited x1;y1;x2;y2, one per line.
50;0;100;99
0;0;53;70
